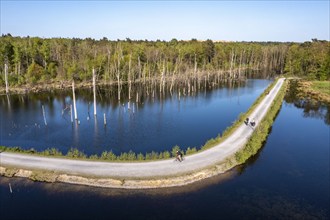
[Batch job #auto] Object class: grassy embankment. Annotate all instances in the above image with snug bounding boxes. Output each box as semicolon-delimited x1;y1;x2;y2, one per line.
311;81;330;96
307;81;330;103
293;80;330;103
0;79;280;162
233;79;287;164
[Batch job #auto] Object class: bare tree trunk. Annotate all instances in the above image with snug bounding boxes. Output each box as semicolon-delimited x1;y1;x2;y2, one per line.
143;62;147;84
229;50;235;79
117;72;120;101
194;53;197;74
72;81;78;120
5;64;9;94
239;50;243;79
128;54;132;100
93;68;97;116
160;60;165;94
70;104;73;123
107;48;111;84
116;53;121;101
42;105;47;126
138;55;142;80
188;79;190;95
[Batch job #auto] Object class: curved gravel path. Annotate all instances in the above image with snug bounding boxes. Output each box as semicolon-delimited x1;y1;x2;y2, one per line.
0;78;285;179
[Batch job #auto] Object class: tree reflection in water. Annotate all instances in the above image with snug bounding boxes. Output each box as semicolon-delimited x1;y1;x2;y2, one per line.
285;80;330;125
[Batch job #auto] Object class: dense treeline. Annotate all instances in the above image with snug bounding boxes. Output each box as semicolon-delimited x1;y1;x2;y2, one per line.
0;35;328;91
284;39;330;80
0;34;287;86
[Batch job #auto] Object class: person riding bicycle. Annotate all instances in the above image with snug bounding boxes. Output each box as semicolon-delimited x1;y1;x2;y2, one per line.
176;150;183;162
250;119;256;127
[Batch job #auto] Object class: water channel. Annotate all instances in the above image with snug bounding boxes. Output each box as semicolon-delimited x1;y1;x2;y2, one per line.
0;79;329;219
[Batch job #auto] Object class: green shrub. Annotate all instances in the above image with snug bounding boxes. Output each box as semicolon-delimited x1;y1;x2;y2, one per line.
100;151;109;160
108;151;117;160
89;154;98;160
137;153;145;161
11;146;23;152
118;152;128;161
145;152;151;160
44;148;62;156
150;151;159;160
185;147;197;155
66;148;86;158
127;150;136;160
41;149;50;156
162;151;171;159
201;137;218;150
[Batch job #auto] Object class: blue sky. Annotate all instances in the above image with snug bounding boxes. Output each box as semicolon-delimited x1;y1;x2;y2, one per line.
1;1;329;42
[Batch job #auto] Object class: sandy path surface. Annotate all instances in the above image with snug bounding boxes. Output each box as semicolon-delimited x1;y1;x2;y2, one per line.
0;78;285;178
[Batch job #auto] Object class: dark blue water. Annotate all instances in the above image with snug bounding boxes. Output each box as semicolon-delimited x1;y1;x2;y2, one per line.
0;79;271;155
0;83;329;220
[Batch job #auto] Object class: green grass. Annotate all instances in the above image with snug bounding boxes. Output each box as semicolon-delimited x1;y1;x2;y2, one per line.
311;81;330;96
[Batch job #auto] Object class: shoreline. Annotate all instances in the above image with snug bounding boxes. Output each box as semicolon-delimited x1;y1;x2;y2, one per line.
0;74;247;96
0;158;235;189
0;79;285;189
0;80;107;95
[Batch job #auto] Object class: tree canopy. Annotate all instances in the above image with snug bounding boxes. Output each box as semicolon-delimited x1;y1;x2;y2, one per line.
0;35;328;87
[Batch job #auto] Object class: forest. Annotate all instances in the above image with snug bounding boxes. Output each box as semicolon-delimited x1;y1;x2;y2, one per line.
0;34;329;94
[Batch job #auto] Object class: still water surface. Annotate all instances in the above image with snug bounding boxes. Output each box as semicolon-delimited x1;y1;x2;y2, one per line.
0;81;329;219
1;79;271;155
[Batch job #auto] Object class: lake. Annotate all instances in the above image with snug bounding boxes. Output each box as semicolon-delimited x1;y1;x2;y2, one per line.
0;79;329;219
0;79;271;155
